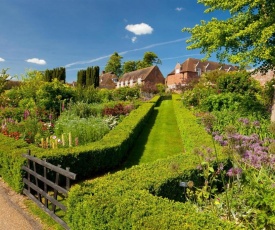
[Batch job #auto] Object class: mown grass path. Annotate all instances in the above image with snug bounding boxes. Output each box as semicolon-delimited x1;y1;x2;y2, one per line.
122;97;184;168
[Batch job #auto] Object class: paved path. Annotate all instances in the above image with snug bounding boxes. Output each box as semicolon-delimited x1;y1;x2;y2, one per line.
0;178;43;230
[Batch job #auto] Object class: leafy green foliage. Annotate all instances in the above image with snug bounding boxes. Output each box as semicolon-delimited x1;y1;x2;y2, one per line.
112;86;140;101
183;0;275;71
105;52;123;77
0;69;12;93
36;79;75;115
262;78;275;111
0;97;158;192
217;71;260;94
183;71;268;117
122;60;137;74
54;113;110;146
65;95;237;229
136;51;162;69
121;51;162;74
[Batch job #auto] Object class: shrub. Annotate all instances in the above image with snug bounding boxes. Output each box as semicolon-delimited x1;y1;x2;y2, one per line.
102;103;134;116
112;86;140;101
65;95;236;229
217;71;261;94
0;96;159;192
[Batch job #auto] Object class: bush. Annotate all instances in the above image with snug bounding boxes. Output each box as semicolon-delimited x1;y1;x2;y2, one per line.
217;71;261;94
65;95;236;229
0;96;160;192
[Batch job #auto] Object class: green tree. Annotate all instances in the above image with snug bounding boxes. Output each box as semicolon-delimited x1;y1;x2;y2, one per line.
105;52;123;77
136;51;162;69
44;67;66;82
86;67;94;87
122;61;137;74
94;66;100;88
77;70;86;87
183;0;275;72
0;69;12;93
44;69;53;82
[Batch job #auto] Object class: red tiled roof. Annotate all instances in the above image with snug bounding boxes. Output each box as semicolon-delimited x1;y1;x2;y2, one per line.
167;58;237;76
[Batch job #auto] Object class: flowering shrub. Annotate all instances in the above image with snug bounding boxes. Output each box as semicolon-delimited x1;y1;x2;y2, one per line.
102;103;134;117
188;114;275;228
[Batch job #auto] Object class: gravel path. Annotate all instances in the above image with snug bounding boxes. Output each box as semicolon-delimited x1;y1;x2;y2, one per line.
0;178;43;230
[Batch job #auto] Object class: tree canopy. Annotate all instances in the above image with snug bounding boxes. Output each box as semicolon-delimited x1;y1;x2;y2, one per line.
105;52;123;77
0;69;12;93
122;61;137;74
122;51;161;74
183;0;275;72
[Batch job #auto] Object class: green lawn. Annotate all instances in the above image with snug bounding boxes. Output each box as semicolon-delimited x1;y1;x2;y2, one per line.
122;97;184;168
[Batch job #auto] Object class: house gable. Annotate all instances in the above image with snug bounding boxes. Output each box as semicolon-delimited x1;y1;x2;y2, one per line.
99;72;118;89
166;58;238;89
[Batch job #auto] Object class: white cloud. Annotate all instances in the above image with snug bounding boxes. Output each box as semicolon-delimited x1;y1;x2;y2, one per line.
25;58;46;65
125;23;153;35
175;7;184;11
131;36;137;43
0;57;5;62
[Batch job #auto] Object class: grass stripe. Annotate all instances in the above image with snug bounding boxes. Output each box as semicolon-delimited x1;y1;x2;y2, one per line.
122;97;184;168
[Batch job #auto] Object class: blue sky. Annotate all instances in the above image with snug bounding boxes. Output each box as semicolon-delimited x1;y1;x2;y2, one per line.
0;0;227;82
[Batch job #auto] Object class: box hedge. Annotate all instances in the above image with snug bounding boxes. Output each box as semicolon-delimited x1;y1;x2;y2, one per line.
65;95;237;229
0;96;160;192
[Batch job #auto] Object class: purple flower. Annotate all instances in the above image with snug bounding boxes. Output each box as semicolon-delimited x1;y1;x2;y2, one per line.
239;117;250;126
24;110;30;120
252;120;260;128
226;167;242;177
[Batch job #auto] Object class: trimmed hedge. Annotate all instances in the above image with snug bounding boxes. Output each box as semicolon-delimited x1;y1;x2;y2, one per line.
65;94;238;229
0;96;161;193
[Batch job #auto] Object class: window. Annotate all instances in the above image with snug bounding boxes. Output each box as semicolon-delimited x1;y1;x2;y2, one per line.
196;68;201;76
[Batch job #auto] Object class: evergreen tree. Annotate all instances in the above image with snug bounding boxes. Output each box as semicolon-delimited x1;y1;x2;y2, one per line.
94;66;100;88
86;67;94;87
77;70;86;87
43;67;66;83
44;69;52;82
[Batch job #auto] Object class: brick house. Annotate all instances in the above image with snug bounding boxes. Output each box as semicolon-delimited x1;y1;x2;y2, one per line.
117;65;165;88
166;58;237;89
251;69;275;86
99;71;118;89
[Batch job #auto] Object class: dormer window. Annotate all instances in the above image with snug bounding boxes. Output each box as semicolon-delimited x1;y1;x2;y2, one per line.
205;63;209;71
196;68;201;76
175;63;181;74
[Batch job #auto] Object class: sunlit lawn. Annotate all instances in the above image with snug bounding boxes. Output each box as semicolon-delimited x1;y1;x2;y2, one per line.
122;97;184;168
